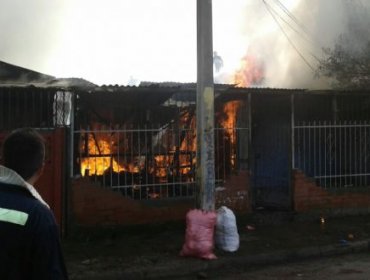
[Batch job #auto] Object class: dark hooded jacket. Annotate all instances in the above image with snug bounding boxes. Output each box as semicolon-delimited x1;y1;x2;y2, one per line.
0;166;68;279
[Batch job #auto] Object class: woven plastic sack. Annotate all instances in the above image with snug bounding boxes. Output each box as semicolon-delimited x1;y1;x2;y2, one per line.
215;206;239;252
179;209;217;260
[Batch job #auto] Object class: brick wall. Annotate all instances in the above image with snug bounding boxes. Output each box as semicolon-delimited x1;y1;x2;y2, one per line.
293;169;370;213
71;178;193;226
215;170;251;213
71;170;250;227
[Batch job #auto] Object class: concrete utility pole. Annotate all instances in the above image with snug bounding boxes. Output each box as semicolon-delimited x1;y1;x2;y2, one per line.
196;0;215;211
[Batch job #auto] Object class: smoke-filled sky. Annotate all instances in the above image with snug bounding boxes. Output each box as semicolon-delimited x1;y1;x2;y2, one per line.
1;0;369;88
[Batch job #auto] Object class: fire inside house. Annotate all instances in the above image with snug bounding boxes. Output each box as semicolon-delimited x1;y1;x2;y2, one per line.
76;93;246;200
2;57;370;228
2;83;370;228
77;48;264;199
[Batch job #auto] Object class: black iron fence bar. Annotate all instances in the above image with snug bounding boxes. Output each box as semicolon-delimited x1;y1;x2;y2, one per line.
110;181;196;189
294;124;370;128
74;128;194;133
73;126;248;199
106;180;226;190
75;128;249;133
314;173;370;179
293;120;370;189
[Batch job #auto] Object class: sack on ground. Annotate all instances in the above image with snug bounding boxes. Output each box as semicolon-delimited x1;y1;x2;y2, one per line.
180;209;217;260
215;206;239;252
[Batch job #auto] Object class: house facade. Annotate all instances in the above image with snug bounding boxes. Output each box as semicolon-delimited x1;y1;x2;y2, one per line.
1;84;370;230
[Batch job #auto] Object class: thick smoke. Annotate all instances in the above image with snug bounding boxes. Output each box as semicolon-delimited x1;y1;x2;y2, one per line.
263;0;369;89
214;0;370;89
2;0;369;88
0;1;65;75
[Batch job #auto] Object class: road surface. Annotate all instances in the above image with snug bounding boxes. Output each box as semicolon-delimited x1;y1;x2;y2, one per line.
175;252;370;280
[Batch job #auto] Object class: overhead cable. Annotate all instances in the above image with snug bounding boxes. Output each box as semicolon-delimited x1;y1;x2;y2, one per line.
262;0;316;72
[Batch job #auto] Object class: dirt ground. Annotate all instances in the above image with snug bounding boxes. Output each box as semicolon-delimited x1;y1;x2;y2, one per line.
62;214;370;279
63;222;187;279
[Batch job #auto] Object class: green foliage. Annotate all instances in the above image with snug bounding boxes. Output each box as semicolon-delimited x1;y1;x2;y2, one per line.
317;36;370;89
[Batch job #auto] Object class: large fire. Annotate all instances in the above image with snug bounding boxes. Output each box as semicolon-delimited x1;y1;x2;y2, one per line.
79;101;241;182
79;47;262;179
233;53;264;87
80;133;140;177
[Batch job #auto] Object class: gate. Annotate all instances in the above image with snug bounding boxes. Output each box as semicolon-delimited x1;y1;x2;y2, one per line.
0;87;71;231
0;129;65;229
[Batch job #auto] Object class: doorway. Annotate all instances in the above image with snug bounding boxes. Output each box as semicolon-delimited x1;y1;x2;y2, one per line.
250;94;292;210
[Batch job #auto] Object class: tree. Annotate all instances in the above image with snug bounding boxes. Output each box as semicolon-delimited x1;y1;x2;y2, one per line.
317;5;370;90
317;36;370;89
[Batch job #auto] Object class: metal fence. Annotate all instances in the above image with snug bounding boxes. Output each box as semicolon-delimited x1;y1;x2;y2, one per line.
0;88;72;129
74;125;248;200
293;121;370;189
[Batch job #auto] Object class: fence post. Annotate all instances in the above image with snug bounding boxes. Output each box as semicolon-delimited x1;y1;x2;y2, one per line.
291;94;295;170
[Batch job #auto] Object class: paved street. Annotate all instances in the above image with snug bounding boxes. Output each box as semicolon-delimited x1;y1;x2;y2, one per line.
174;253;370;280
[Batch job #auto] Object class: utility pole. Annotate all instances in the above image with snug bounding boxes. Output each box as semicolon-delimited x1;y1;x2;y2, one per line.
196;0;215;211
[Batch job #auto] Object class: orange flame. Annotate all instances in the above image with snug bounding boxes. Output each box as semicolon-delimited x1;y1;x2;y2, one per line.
80;133;125;176
80;99;241;179
219;100;243;167
180;115;196;152
154;155;170;177
220;100;242;144
233;54;264;87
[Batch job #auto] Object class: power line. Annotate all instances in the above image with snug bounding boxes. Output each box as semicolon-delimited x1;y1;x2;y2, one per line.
271;0;324;58
265;1;322;62
272;0;313;39
262;0;316;72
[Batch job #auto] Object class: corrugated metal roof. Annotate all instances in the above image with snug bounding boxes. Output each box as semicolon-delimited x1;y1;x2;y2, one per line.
0;60;369;96
0;60;54;83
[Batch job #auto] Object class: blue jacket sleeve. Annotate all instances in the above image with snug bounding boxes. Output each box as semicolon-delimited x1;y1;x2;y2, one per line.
29;208;68;279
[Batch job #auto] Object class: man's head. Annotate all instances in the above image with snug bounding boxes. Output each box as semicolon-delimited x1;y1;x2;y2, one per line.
2;128;45;181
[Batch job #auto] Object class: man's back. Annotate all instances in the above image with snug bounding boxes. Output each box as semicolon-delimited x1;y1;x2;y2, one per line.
0;182;68;279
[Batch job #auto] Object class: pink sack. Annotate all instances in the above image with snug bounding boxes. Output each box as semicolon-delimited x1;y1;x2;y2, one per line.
179;209;217;260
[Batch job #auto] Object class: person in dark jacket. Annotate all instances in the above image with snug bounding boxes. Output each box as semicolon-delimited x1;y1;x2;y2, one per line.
0;128;68;279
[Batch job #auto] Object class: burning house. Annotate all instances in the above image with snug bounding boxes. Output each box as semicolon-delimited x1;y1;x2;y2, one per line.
70;83;250;226
68;85;370;226
2;60;370;229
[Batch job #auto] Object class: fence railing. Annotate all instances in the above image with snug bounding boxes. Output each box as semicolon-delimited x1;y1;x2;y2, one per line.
0;88;72;129
293;121;370;189
74;125;248;200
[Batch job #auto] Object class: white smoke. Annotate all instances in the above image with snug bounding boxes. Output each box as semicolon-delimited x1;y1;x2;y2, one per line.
1;0;369;88
213;0;370;89
0;1;66;74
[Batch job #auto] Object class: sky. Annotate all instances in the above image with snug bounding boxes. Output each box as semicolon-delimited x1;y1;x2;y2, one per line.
1;0;369;88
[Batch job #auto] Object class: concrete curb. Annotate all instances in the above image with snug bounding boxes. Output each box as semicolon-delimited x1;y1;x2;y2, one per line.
73;239;370;280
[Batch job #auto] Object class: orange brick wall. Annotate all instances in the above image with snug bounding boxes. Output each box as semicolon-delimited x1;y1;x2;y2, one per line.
293;169;370;213
71;171;250;227
71;178;194;226
215;170;251;213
